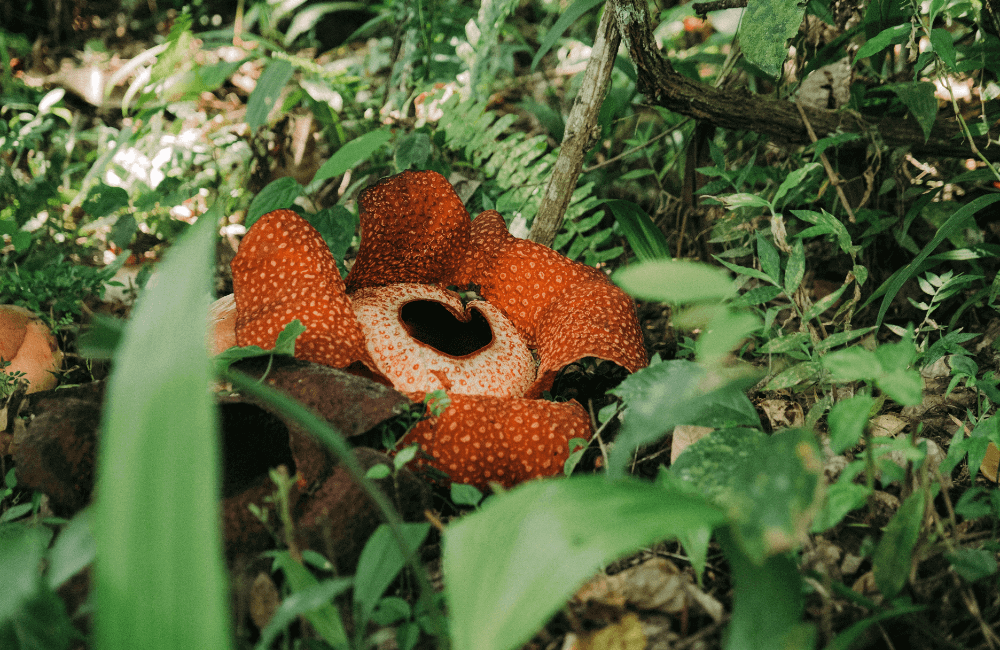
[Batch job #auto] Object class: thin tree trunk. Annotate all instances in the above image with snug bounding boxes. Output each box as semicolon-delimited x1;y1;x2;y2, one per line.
528;6;621;247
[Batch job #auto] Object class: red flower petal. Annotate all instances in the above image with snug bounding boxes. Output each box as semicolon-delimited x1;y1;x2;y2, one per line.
231;209;372;369
346;170;471;292
352;283;535;397
454;210;647;395
398;394;591;489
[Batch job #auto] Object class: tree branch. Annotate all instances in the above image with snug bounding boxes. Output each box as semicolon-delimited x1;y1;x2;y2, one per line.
610;0;999;162
528;5;621;247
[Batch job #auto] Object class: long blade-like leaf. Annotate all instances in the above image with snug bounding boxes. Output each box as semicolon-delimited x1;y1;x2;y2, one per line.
94;210;232;650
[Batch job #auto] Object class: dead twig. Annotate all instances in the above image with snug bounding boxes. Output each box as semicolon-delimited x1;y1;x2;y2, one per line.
794;101;858;223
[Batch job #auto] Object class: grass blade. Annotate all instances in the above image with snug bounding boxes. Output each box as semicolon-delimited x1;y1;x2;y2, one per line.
93;212;232;650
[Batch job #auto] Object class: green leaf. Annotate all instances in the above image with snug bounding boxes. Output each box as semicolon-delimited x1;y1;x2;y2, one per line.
395;132;432;171
730;285;783;308
862;194;1000;326
811;479;871;532
606;199;671;262
765;361;822;390
714;257;775;285
450;483;484;507
608;360;760;477
83;183;130;218
246;177;304;228
255;577;353;650
0;523;51;624
723;429;824;560
310;128;393;190
443;476;725;650
783;239;806;296
801;280;849;322
883;81;938;142
354;523;431;629
929;28;957;70
854;23;911;60
671;427;768;503
46;510;95;591
246;59;294;131
93;209;232;650
110;214;137;251
756;230;781;285
613;259;736;304
717;192;773;210
828;396;875;454
873;491;925;599
269;552;349;647
823;346;881;381
945;548;998;583
530;0;605;72
695;310;761;365
740;0;808;79
719;527;812;650
773;163;821;208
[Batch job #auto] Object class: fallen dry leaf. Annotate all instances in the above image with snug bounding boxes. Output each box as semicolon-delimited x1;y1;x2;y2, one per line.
574;558;723;622
671;425;714;464
869;413;908;438
759;398;804;430
980;443;1000;483
564;613;646;650
250;571;280;631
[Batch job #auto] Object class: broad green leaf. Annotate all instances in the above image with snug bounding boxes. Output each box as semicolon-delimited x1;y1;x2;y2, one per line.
310;128;393;190
811;479;872;532
826;604;927;650
284;2;361;45
783;239;806;296
790;209;855;256
873;491;925;599
719;528;812;650
854;23;911;60
443;476;725;650
354;523;431;629
529;0;605;72
723;429;824;560
883;81;938;142
93;210;232;650
740;0;808;79
0;523;51;624
671;427;768;503
606;199;670;262
695;310;761;365
828;396;876;454
110;214;137;251
823;346;881;381
46;510;96;590
395;131;432;171
213;319;305;373
608;360;760;477
303;205;359;273
246;59;294;130
246;177;304;227
756;230;781;285
613;259;737;304
83;183;130;218
945;548;998;583
930;28;957;71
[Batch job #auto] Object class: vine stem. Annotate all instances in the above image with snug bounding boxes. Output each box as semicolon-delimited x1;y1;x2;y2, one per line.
528;5;621;247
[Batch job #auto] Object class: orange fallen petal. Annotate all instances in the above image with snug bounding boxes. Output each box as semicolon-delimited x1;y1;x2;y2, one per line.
346;170;471;292
231;209;372;369
351;283;535;397
398;393;592;489
454;210;647;394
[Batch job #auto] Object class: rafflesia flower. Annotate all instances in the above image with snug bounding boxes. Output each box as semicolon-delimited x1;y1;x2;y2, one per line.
219;170;647;488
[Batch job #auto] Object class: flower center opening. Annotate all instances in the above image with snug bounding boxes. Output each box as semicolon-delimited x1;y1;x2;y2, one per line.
400;300;493;357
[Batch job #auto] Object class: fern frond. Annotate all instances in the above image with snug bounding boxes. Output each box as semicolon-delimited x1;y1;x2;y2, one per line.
434;93;621;264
